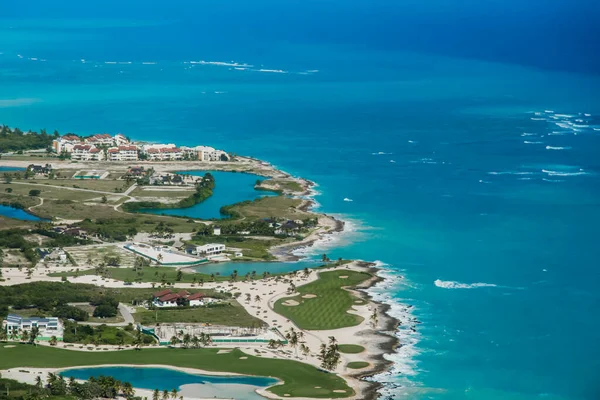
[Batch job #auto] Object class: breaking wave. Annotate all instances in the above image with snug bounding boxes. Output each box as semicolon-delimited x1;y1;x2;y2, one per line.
434;279;497;289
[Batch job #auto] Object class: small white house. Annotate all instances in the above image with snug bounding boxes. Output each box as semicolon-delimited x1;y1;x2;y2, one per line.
213;227;221;236
195;244;225;256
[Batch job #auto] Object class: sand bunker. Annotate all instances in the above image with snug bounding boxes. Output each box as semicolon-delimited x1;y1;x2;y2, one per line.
282;300;300;306
302;294;317;299
333;390;347;393
217;349;232;354
3;345;16;348
339;276;349;279
239;357;248;360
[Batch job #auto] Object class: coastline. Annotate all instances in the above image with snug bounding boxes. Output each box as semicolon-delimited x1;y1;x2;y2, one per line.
0;155;406;400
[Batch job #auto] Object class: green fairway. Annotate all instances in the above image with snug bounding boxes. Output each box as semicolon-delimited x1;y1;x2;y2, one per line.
346;361;370;369
273;270;372;330
337;344;365;354
0;345;353;398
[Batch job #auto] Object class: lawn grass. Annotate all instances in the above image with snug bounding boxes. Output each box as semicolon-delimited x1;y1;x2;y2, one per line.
0;346;353;398
337;344;365;354
0;215;36;230
133;302;264;327
190;235;283;260
273;270;372;330
346;361;369;369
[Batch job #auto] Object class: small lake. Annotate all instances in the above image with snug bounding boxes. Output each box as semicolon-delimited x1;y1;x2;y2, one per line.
0;204;44;221
0;166;25;172
60;366;277;400
140;171;277;219
194;259;323;276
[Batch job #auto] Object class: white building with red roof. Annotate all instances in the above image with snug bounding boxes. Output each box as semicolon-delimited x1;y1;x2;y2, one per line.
52;135;82;153
71;144;104;161
107;145;139;161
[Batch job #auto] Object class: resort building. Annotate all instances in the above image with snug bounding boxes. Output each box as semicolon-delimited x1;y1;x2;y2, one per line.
181;145;229;161
152;289;215;308
146;147;184;161
190;243;225;257
52;135;81;153
107;145;139;161
114;133;129;146
2;314;64;340
85;133;114;146
27;164;53;175
71;145;104;161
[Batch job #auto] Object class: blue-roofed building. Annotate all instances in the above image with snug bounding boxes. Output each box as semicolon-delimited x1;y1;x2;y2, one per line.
2;314;63;341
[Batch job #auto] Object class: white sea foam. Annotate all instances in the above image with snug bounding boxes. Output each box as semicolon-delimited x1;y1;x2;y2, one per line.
343;198;353;202
544;110;554;113
542;178;564;183
488;171;534;176
390;160;396;163
546;146;571;150
572;124;589;128
524;141;543;144
530;118;546;121
542;169;589;177
584;113;591;117
521;132;536;136
190;60;254;67
408;140;417;144
434;279;497;289
372;151;392;155
256;68;287;73
548;131;568;136
554;114;575;118
104;61;117;64
142;62;157;65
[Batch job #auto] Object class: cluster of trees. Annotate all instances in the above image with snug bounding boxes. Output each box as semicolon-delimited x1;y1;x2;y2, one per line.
53;305;89;321
0;126;58;153
91;296;119;318
0;282;114;319
318;336;342;371
63;321;153;347
77;218;139;242
37;373;139;400
169;331;213;348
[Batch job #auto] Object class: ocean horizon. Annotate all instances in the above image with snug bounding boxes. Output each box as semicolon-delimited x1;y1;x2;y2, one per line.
1;1;600;399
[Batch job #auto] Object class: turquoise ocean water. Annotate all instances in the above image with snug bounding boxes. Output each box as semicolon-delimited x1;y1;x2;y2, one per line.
1;1;600;399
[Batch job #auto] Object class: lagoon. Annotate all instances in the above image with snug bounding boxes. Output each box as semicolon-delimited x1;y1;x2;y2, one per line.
141;171;276;220
0;204;44;221
60;366;277;400
193;259;323;277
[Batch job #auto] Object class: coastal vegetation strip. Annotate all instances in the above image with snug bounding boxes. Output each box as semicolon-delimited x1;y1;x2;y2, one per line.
273;270;371;330
0;346;354;398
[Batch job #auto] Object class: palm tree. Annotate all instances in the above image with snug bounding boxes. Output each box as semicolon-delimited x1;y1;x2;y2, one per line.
152;389;160;400
170;388;178;399
121;382;135;399
286;328;299;357
182;334;191;348
162;389;169;400
254;295;261;304
170;336;179;347
9;329;18;341
301;344;311;359
191;336;200;348
49;335;58;346
245;293;251;304
20;330;29;343
0;329;8;342
34;376;43;390
328;336;338;347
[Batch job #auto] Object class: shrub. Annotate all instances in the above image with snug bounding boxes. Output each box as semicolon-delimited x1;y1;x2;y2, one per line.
28;189;41;196
93;304;118;318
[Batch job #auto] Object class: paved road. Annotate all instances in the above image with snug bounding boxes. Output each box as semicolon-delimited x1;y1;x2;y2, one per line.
77;303;135;327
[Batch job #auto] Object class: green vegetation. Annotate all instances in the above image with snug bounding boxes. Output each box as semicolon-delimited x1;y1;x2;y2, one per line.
337;344;365;354
134;302;265;327
0;125;57;153
0;282;213;319
0;346;353;398
0;228;90;267
259;179;305;193
63;322;154;346
0;377;77;400
274;270;372;330
123;173;214;213
346;361;370;369
191;235;281;260
220;195;306;220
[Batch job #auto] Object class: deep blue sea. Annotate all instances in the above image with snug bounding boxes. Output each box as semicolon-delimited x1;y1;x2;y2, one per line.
1;1;600;399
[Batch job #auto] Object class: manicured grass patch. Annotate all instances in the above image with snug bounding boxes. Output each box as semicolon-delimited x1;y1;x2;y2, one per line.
190;235;283;260
133;302;264;327
346;362;369;369
273;270;372;330
337;344;365;354
0;346;353;398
